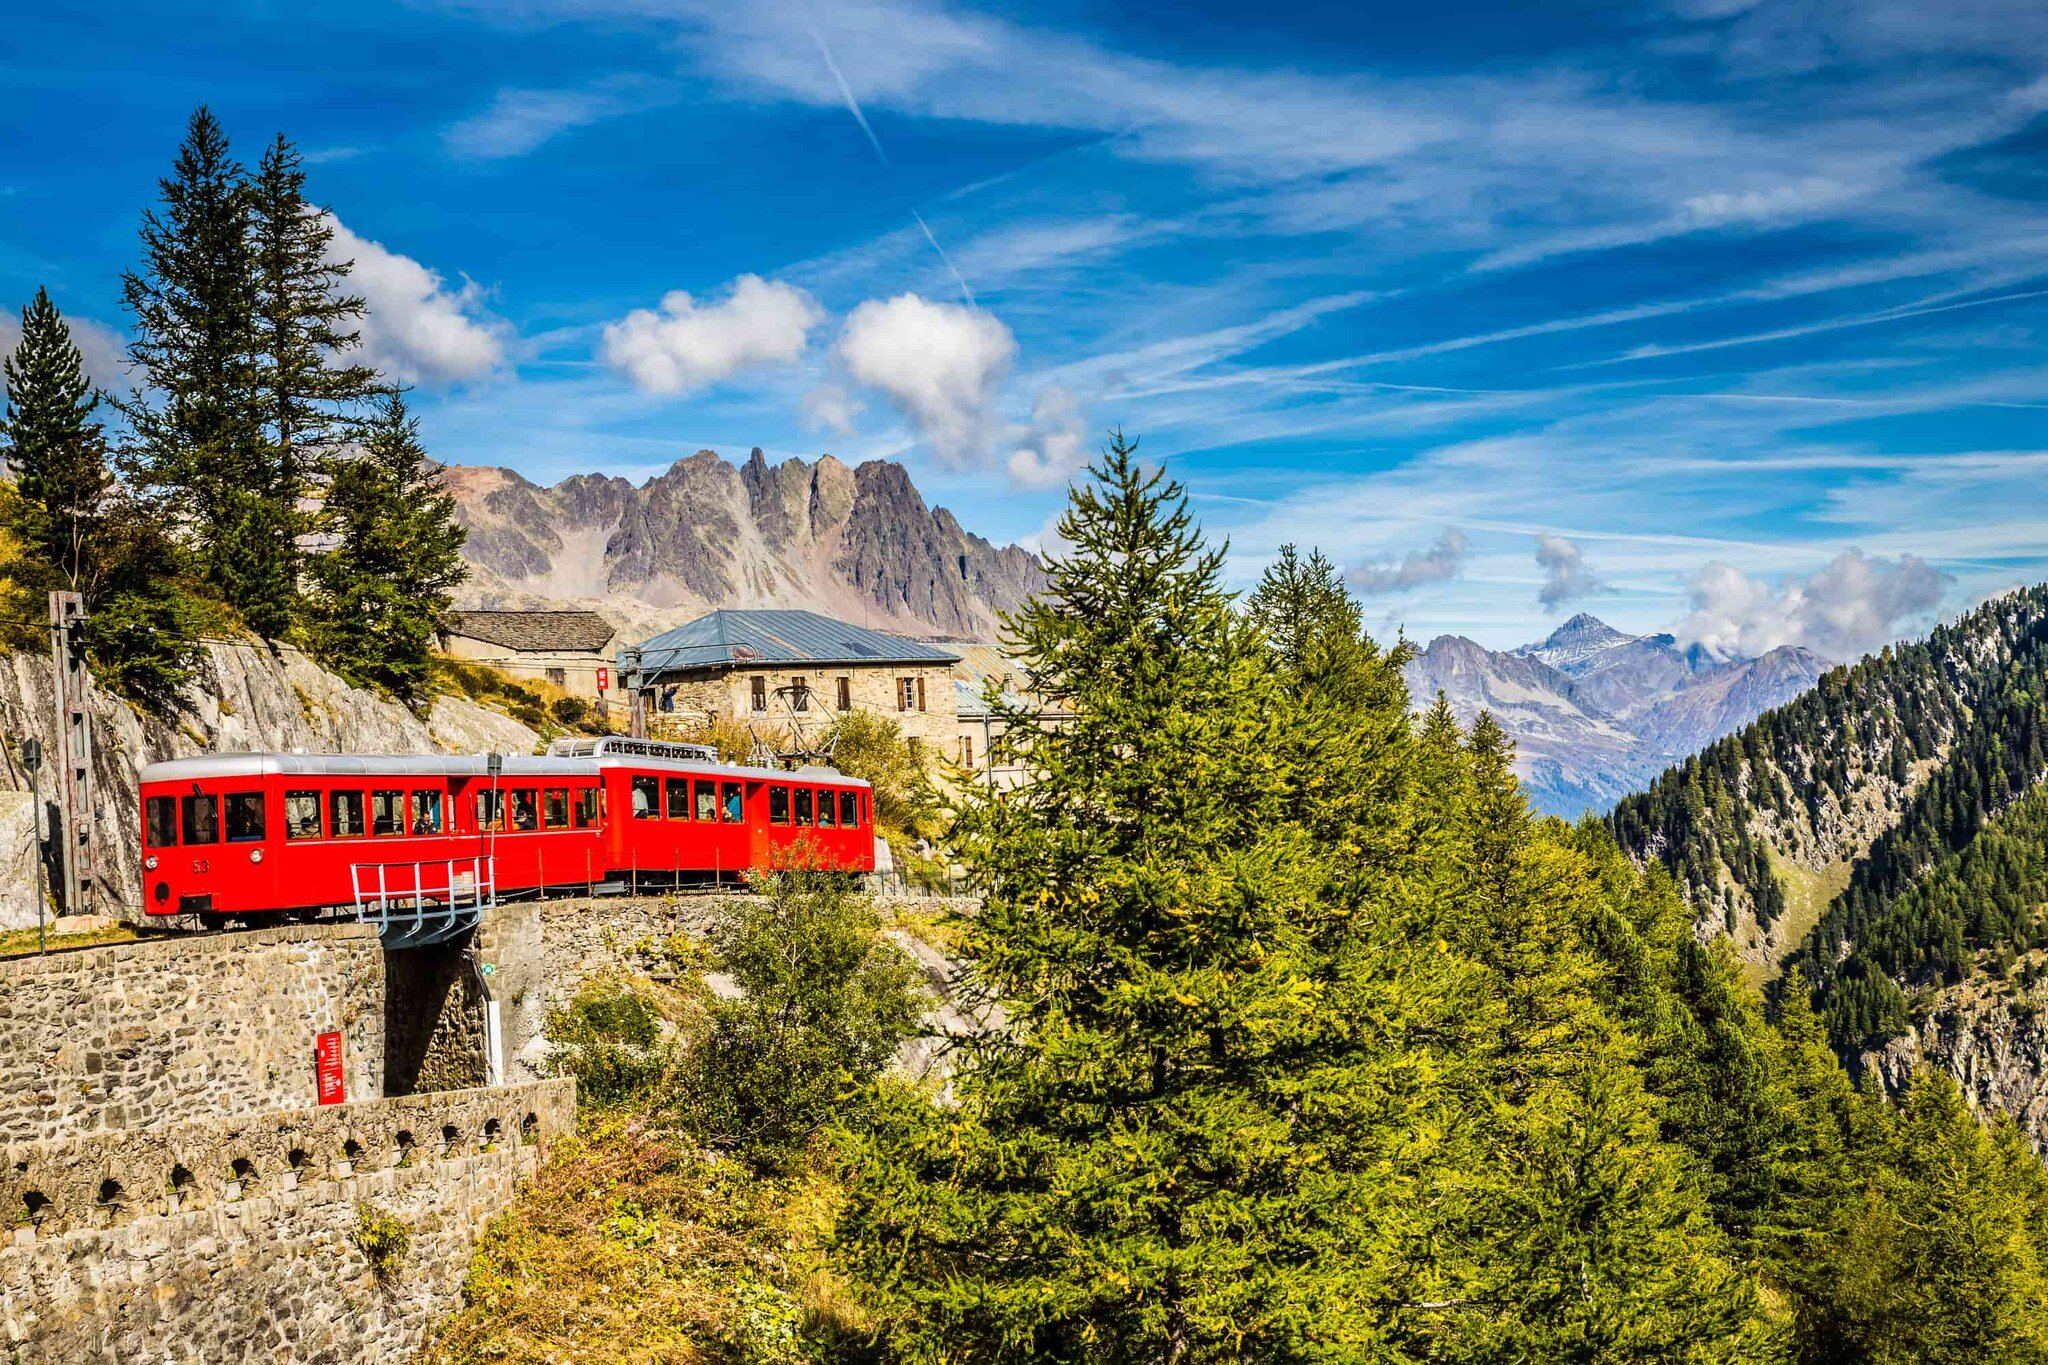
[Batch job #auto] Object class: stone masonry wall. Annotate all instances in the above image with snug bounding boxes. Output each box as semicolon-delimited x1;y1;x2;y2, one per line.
0;925;384;1143
0;1078;574;1363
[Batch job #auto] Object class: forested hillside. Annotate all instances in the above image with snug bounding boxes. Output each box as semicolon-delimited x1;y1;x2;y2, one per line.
1610;584;2048;1052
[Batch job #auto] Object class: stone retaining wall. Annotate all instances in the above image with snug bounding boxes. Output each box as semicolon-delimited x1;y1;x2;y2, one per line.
0;925;384;1143
0;1078;573;1362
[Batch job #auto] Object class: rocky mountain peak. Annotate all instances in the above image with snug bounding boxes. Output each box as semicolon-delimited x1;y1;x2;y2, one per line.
447;446;1046;641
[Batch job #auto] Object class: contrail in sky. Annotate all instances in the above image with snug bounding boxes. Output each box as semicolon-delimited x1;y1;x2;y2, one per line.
810;23;979;310
812;31;889;166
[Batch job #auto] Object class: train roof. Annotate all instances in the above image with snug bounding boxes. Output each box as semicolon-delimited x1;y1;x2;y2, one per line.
140;746;871;788
139;753;596;783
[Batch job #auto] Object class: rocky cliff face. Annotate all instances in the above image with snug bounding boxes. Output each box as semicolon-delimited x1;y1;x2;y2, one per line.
1403;615;1829;817
445;448;1045;641
0;642;537;931
1859;977;2048;1148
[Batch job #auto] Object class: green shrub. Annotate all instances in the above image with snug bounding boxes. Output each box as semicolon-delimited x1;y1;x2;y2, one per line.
354;1204;410;1278
546;976;672;1110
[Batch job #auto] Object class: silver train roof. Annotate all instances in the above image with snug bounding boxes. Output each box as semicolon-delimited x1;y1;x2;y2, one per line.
140;747;868;787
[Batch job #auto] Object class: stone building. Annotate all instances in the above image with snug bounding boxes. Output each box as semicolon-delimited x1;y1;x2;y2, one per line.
439;610;619;702
624;608;961;750
950;647;1069;788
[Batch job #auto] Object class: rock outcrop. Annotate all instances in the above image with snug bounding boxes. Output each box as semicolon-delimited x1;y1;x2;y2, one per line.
443;448;1045;640
0;641;537;930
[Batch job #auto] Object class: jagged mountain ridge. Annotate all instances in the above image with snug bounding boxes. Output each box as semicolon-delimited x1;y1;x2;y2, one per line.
1403;613;1829;817
445;448;1046;640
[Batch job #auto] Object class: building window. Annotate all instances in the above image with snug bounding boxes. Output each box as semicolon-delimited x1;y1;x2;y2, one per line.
751;676;767;712
836;676;851;711
792;679;810;712
961;734;975;769
545;667;567;688
900;677;924;711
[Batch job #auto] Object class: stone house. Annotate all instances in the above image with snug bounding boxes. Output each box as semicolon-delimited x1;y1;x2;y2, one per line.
950;645;1070;788
623;609;961;751
439;610;619;703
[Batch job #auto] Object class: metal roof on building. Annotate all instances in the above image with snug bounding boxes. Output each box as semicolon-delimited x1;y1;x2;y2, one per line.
628;609;960;678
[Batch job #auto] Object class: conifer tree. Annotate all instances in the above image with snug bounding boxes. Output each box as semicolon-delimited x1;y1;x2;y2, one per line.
119;107;298;637
1;287;109;594
302;393;465;705
0;289;200;703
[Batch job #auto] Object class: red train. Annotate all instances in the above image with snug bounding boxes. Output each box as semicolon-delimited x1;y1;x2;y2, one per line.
138;737;876;925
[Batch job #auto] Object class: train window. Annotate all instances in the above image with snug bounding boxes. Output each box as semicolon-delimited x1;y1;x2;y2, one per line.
574;788;600;828
817;790;837;828
146;796;177;848
542;789;569;829
631;775;659;819
180;793;219;845
509;790;538;831
768;785;789;825
412;790;444;835
475;791;504;833
285;792;320;840
840;790;858;827
862;792;871;826
794;788;813;824
225;792;266;842
694;780;717;822
180;793;220;846
371;790;404;837
665;778;690;820
331;791;365;838
721;783;743;823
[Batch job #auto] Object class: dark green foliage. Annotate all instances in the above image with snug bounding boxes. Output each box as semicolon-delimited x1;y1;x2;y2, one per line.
118;107;276;629
302;394;467;706
676;870;923;1163
0;289;201;703
547;975;672;1111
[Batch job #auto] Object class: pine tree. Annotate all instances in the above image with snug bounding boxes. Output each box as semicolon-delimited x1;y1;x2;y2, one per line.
302;393;466;705
1;287;109;594
0;289;201;703
250;133;380;565
118;107;287;635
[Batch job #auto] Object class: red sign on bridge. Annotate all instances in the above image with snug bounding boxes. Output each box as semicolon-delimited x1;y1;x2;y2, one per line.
316;1030;345;1106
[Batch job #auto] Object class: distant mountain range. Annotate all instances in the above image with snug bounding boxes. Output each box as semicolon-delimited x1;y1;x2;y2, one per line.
444;448;1046;642
1403;613;1830;817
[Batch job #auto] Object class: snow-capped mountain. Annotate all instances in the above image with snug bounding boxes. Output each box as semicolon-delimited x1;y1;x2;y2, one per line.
1403;614;1830;817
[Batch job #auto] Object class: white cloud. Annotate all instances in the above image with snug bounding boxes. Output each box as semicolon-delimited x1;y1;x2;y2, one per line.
836;293;1015;467
800;384;864;438
445;81;654;160
1535;532;1603;609
1005;385;1087;489
601;275;823;397
1678;548;1951;661
1348;526;1468;595
327;218;509;386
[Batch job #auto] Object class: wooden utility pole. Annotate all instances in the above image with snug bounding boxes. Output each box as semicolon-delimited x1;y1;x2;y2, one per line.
49;591;91;915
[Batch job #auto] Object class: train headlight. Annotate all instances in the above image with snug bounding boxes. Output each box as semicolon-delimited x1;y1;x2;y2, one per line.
153;881;168;904
249;848;264;864
145;855;158;871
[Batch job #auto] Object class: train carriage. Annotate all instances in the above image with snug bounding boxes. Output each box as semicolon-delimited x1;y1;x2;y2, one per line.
138;738;877;924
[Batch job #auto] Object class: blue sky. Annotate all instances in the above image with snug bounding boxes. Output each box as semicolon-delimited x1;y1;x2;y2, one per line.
4;0;2047;654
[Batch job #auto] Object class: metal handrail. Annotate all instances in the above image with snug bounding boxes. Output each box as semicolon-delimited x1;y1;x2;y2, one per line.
348;855;495;949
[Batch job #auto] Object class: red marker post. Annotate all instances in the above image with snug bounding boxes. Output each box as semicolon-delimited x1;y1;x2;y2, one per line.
596;666;609;694
316;1030;345;1106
